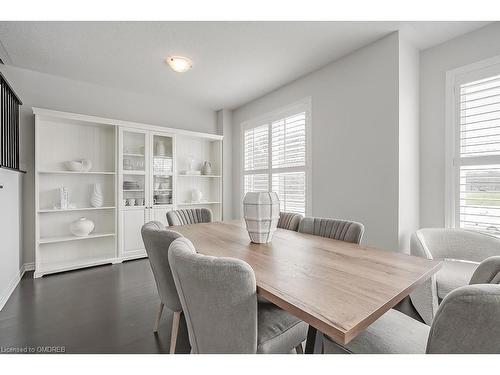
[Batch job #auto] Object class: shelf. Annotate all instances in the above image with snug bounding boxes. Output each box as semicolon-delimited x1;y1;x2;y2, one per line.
123;170;145;175
177;174;221;178
38;170;116;175
154;173;173;177
38;206;116;213
123;189;144;192
39;232;116;244
154;189;172;192
178;201;221;206
153;155;173;159
123;153;144;157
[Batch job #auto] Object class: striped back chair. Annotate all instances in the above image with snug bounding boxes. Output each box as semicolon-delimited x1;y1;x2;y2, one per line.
298;217;364;244
277;212;303;231
166;208;213;226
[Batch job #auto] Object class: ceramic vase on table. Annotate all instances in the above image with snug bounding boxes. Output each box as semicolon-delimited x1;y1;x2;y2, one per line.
70;217;95;237
90;183;103;207
243;192;280;243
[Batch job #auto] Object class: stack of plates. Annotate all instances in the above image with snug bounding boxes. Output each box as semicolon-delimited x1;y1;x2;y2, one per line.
123;181;140;190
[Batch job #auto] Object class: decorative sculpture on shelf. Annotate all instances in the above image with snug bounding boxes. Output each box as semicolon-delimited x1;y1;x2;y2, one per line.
90;183;103;207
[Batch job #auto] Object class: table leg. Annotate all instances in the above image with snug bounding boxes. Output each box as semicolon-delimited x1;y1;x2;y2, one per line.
305;325;324;354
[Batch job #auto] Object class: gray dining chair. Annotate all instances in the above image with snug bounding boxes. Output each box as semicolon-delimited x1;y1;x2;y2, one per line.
168;237;308;354
409;228;500;324
141;221;185;354
166;208;213;226
323;256;500;354
298;217;364;244
277;212;303;231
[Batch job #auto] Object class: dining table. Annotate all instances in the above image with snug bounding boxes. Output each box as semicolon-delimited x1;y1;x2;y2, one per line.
172;220;442;353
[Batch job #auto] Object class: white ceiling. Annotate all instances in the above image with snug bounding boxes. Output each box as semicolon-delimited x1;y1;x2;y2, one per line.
0;21;490;110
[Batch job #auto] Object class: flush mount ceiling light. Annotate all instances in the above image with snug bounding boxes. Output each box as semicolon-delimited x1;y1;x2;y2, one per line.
166;56;193;73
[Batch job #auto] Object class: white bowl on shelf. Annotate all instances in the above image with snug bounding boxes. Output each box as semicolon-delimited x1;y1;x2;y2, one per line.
65;159;93;172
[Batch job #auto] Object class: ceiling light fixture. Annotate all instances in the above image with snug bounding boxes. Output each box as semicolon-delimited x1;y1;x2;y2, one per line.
166;56;193;73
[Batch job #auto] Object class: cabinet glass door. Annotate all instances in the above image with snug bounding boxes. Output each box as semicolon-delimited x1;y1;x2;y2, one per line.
122;130;147;208
151;134;173;207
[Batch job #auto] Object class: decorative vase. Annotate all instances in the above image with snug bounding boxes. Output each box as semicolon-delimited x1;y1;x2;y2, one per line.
59;187;69;209
156;141;167;156
201;161;212;175
90;183;103;207
69;217;95;237
243;192;280;243
191;189;203;202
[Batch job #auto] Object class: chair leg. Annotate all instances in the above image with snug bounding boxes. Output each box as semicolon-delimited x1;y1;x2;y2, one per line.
170;311;181;354
154;302;164;333
295;343;304;354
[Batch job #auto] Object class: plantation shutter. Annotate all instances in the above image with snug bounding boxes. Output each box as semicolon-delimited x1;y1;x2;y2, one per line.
458;74;500;235
242;103;309;215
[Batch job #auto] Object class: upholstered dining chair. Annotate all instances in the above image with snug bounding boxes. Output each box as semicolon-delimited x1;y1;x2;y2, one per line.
409;228;500;324
298;217;364;244
168;237;308;354
277;212;303;231
323;256;500;354
166;208;213;226
141;221;185;354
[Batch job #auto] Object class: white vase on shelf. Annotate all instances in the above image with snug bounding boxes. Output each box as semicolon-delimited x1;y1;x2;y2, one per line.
69;217;95;237
191;189;203;202
243;192;280;244
90;183;103;207
201;161;212;175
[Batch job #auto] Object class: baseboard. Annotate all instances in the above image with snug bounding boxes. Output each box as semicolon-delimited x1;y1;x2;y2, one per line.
23;262;35;272
0;262;34;311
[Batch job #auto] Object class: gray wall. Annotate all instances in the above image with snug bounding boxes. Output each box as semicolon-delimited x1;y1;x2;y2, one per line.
398;35;420;253
420;22;500;228
232;33;402;251
0;64;217;266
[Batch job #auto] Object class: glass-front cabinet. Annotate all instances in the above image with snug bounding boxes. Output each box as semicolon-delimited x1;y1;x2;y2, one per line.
151;134;173;207
118;127;175;259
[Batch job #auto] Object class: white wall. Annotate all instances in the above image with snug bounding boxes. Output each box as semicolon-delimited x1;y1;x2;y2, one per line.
216;109;233;220
232;33;402;251
420;22;500;228
0;169;22;310
398;36;420;253
0;64;217;266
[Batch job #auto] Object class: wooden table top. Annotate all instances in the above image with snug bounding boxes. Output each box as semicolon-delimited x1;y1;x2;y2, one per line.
172;220;441;345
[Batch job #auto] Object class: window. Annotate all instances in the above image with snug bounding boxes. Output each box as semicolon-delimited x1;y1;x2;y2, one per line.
447;60;500;236
242;99;310;215
0;72;23;173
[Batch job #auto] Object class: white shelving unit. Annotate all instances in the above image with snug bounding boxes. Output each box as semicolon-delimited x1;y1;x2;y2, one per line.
34;107;223;277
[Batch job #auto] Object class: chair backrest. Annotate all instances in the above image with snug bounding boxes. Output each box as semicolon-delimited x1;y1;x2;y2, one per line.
166;208;213;226
277;212;303;231
141;221;183;312
426;256;500;353
168;237;258;354
298;217;364;244
412;228;500;262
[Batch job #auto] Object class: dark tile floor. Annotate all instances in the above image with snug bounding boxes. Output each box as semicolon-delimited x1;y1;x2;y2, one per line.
0;258;422;354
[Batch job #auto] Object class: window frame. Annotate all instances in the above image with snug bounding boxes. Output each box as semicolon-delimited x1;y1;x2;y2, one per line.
445;55;500;230
240;97;312;216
